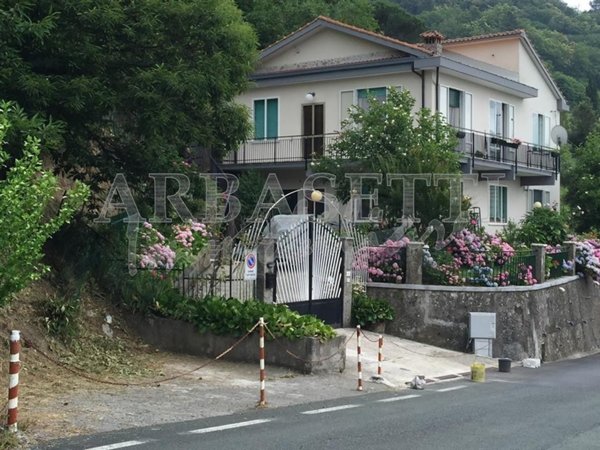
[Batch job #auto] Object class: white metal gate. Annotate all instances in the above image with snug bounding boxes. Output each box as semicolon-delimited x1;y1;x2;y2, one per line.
274;218;343;325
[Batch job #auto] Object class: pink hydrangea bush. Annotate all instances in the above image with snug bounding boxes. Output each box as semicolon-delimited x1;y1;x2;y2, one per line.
517;264;537;285
367;237;409;283
138;221;209;272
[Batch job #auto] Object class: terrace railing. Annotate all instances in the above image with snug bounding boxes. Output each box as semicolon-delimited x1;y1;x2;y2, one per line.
222;133;340;167
454;128;559;175
222;130;560;176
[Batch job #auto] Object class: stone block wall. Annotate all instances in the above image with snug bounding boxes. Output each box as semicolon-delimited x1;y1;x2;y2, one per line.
127;315;346;374
368;276;600;361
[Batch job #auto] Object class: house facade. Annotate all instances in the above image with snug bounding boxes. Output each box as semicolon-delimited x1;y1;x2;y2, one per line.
224;16;567;230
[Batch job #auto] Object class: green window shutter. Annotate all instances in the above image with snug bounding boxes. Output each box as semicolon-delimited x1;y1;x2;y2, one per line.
254;99;265;139
266;98;278;139
449;89;461;108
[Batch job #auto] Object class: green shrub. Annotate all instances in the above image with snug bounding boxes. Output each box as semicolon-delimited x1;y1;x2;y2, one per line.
190;296;336;341
0;102;89;306
352;292;395;327
42;294;81;342
516;207;569;246
151;293;337;341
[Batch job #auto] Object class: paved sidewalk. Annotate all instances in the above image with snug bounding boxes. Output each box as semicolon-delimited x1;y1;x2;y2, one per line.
337;328;496;388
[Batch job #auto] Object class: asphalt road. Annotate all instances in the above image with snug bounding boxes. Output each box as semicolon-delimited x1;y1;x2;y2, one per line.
41;353;600;450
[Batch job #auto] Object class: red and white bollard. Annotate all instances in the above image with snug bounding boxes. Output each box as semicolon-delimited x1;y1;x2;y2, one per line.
258;318;267;407
356;325;363;391
377;335;384;377
7;330;20;433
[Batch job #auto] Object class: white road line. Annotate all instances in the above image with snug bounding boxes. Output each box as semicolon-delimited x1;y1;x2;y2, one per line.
301;404;360;415
86;441;151;450
435;385;468;393
187;418;273;434
377;394;421;403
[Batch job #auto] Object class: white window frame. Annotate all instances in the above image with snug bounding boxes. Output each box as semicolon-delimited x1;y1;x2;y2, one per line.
440;85;473;130
339;86;402;128
527;189;551;210
489;98;515;139
532;113;551;147
489;184;508;224
252;96;280;140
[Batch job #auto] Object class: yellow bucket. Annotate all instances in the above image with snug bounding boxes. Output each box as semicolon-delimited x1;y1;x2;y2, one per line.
471;362;486;382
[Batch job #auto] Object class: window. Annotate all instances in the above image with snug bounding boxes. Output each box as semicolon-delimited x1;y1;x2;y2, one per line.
357;87;387;111
532;113;550;147
489;100;515;138
340;90;354;125
440;86;472;129
489;185;508;223
253;98;278;140
341;87;395;127
528;189;550;210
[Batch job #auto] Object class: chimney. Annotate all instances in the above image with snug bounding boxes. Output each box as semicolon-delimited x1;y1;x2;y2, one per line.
420;31;445;56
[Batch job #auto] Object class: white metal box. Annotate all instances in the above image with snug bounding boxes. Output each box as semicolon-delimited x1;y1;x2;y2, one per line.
469;312;496;339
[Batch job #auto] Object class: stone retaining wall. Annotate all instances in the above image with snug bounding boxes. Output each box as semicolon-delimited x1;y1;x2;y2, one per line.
368;276;600;361
127;315;346;374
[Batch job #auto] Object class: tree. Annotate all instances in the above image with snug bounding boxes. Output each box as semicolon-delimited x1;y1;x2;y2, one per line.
564;123;600;232
315;88;461;228
0;0;257;197
372;0;425;41
0;101;89;305
566;99;598;146
236;0;377;48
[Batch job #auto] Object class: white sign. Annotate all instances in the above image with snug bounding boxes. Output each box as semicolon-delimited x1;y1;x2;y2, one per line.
244;250;258;281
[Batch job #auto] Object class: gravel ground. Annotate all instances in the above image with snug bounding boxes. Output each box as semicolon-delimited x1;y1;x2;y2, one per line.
26;351;390;445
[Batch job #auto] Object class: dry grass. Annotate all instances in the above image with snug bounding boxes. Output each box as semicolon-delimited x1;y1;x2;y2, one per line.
0;279;165;442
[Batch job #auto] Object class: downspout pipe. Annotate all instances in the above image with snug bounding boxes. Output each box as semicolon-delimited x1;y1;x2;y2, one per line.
435;66;440;112
412;63;425;109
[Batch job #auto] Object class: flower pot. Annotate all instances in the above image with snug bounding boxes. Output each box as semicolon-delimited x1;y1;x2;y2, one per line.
366;321;386;334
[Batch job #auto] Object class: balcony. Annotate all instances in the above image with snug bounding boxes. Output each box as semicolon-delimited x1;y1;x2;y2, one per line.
221;130;560;180
222;133;340;169
454;129;559;180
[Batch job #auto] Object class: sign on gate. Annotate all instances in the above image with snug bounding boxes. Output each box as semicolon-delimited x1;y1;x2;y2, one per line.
244;250;258;281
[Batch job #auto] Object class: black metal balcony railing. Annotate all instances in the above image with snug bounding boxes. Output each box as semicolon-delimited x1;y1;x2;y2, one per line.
221;133;340;167
454;128;559;175
222;130;560;175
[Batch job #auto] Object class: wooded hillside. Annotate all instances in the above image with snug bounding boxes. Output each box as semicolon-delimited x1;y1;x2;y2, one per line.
236;0;600;145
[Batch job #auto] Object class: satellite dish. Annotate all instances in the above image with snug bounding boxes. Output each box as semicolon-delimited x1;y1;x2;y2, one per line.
550;125;568;146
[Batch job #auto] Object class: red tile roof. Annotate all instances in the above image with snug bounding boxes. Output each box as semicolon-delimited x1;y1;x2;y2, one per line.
262;15;432;56
443;29;525;44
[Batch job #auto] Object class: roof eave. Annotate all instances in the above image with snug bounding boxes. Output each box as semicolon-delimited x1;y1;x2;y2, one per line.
414;57;538;98
520;34;569;111
250;58;418;87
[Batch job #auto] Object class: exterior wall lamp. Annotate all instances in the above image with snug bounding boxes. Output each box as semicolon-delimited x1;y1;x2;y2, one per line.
305;92;316;102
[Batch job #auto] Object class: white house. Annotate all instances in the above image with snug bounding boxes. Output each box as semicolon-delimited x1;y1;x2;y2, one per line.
224;16;567;230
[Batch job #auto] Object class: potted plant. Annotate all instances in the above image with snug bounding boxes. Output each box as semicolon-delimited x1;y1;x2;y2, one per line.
506;138;522;149
352;291;395;333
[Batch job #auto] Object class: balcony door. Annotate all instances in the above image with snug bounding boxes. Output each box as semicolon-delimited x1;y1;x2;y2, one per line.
303;104;324;160
489;100;515;161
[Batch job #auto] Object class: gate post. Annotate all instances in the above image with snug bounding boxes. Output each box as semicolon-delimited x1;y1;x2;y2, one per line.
257;237;275;303
342;237;353;327
563;241;577;276
406;242;424;285
532;243;546;283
